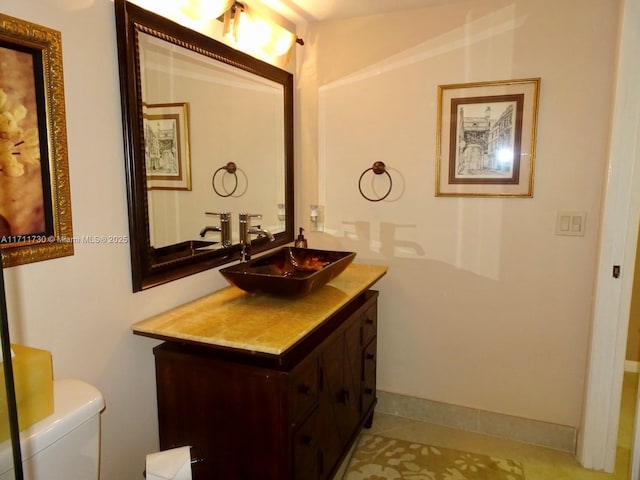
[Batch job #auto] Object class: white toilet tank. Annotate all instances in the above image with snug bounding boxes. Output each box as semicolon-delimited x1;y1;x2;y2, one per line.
0;378;105;480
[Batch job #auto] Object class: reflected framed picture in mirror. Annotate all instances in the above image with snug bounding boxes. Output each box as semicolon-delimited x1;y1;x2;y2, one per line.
143;102;192;191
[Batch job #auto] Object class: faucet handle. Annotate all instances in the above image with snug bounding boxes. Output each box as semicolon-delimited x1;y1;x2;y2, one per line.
205;211;231;220
239;213;262;226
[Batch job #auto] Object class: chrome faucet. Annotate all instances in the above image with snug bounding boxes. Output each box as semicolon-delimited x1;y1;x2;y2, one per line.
199;226;219;236
239;213;275;262
200;212;232;247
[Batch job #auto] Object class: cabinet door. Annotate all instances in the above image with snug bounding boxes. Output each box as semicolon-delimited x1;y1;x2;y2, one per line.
318;335;346;477
318;328;361;478
293;411;320;480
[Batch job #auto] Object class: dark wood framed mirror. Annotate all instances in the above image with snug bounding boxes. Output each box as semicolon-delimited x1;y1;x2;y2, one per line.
115;0;294;292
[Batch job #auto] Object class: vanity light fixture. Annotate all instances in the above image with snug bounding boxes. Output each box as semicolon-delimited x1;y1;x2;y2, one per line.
179;0;236;21
221;1;303;60
140;0;305;56
222;2;244;41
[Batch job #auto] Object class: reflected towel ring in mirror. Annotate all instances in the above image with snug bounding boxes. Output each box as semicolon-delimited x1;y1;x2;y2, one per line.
212;162;239;197
358;161;392;202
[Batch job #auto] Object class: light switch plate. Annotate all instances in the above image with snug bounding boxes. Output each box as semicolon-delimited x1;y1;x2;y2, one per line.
556;211;586;236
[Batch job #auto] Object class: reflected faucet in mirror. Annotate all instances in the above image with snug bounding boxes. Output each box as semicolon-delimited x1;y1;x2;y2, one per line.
239;213;275;262
200;212;232;247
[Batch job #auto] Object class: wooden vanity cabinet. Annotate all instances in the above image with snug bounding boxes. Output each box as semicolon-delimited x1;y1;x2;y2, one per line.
153;290;379;480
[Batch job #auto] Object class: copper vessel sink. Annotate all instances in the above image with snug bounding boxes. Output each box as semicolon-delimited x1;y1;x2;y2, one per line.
219;247;356;297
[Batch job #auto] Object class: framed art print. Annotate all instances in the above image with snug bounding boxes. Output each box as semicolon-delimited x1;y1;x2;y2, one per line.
0;13;74;266
436;78;540;197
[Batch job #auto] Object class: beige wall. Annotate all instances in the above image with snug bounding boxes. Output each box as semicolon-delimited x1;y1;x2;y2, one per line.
297;0;620;429
0;0;621;478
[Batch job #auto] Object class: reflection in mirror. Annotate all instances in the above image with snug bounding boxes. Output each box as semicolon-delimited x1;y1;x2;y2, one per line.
139;32;286;250
115;0;294;291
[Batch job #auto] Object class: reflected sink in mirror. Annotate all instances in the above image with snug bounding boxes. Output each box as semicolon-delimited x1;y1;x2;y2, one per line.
151;240;217;262
220;247;356;298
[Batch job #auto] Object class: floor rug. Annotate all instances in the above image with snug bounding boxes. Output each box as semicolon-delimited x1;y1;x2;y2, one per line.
343;434;525;480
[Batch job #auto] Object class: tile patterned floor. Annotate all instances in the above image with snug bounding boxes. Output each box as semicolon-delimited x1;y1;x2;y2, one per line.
340;372;638;479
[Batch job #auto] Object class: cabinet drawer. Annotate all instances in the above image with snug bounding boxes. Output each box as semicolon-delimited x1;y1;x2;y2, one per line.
361;303;377;346
290;358;319;426
362;338;377;415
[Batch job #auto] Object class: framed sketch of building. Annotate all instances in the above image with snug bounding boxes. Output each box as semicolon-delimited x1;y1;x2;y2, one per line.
436;78;540;197
143;102;191;191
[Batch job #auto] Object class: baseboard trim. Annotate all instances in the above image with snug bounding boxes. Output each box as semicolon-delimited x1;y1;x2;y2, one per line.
376;390;576;453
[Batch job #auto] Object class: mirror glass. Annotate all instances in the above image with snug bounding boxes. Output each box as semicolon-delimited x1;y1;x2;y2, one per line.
140;32;287;249
115;0;294;291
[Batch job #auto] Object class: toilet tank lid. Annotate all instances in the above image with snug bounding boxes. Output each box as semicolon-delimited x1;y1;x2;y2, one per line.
0;378;105;471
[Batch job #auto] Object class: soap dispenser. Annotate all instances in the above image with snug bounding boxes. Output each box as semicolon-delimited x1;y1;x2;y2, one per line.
295;227;308;248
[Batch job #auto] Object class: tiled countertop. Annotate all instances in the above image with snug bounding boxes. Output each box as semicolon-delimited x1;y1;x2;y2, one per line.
132;263;387;355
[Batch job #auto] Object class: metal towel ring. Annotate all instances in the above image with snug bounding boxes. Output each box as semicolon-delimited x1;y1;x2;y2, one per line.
358;161;392;202
212;162;238;197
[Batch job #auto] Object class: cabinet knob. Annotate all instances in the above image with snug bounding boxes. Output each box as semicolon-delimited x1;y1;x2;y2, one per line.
365;387;374;395
301;435;314;446
366;352;376;361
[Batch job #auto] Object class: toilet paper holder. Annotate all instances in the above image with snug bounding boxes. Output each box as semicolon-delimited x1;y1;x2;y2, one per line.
143;446;203;478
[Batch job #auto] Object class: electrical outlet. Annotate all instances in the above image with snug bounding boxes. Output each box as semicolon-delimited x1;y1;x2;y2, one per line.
310;204;324;232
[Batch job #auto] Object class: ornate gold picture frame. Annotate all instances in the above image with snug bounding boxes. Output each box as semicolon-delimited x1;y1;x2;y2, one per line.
0;14;73;266
436;78;540;197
